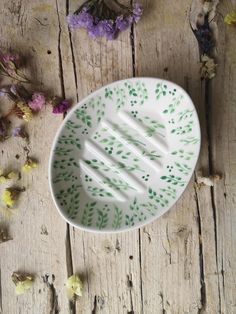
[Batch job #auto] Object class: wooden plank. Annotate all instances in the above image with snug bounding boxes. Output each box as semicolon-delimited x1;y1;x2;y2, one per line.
0;1;75;313
67;1;143;313
210;3;236;312
134;0;220;313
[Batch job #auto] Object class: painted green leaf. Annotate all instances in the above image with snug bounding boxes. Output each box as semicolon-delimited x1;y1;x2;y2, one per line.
82;202;97;227
112;206;123;229
161;175;185;187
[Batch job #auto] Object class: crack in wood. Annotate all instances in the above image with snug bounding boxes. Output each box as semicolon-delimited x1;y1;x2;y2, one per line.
55;0;66;99
34;17;49;27
82;234;90;296
115;239;121;253
221;256;225;299
91;295;97;314
143;228;151;243
66;0;79;102
190;1;222;312
159;292;167;314
165;223;172;265
0;268;2;312
205;80;222;314
130;0;136;77
55;2;76;312
127;273;134;313
42;274;60;314
91;295;105;313
138;229;144;313
194;180;206;314
65;224;76;314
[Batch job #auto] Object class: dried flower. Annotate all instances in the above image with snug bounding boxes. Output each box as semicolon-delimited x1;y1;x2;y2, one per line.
0;169;18;184
0;228;12;244
22;158;38;173
195;171;221;188
203;1;213;14
193;15;214;54
12;127;22;137
67;8;94;29
16;102;33;122
116;15;133;31
1;54;19;66
12;272;34;295
67;1;143;40
0;176;7;184
132;2;143;23
28;92;46;111
1;189;15;207
200;54;217;80
11;126;29;141
224;10;236;25
1;187;24;207
52;99;70;114
0;51;28;83
66;274;83;300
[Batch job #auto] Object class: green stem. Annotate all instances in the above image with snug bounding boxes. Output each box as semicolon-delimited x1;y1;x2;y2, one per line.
112;0;129;10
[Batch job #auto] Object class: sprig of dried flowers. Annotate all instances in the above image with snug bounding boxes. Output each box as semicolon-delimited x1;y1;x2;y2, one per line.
0;50;70;142
66;274;83;300
191;1;217;80
0;49;70;217
11;272;34;295
67;0;143;39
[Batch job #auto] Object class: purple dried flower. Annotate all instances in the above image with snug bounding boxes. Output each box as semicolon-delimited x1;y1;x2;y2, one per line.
52;100;70;114
0;53;20;68
0;88;8;97
87;19;117;40
87;23;102;38
116;15;133;31
67;8;94;29
67;0;143;40
100;20;117;40
10;85;17;95
28;92;46;111
132;2;143;23
12;127;22;137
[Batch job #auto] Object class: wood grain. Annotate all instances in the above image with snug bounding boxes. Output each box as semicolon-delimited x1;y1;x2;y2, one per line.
0;1;73;313
67;1;143;313
0;0;235;313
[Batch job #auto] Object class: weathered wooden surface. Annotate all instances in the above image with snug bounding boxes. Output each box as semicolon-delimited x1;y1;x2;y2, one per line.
0;0;235;313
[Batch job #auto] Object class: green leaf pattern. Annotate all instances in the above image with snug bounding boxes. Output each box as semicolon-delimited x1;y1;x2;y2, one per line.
51;80;200;229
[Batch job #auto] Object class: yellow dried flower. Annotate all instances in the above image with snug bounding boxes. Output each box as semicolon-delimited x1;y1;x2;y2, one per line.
7;171;18;179
12;272;34;295
22;159;38;173
1;189;15;207
0;176;7;184
66;274;83;300
0;171;18;184
224;10;236;25
16;102;33;122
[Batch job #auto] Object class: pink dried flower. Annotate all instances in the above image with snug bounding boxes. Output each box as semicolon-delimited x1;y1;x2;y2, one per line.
52;100;70;114
2;54;19;65
28;92;46;111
